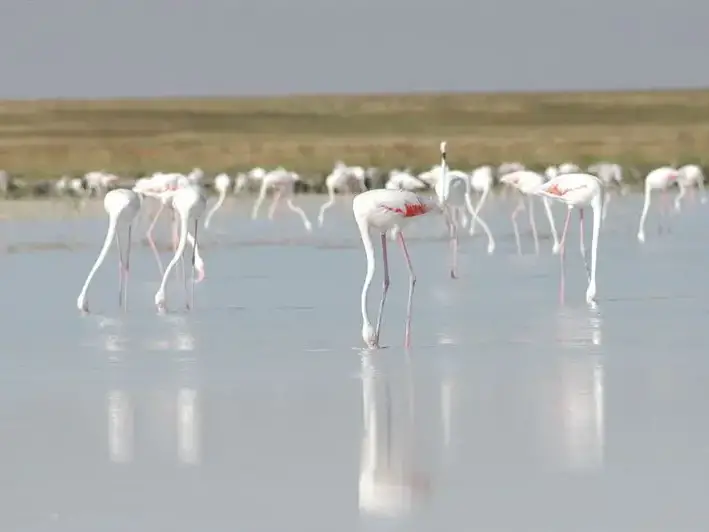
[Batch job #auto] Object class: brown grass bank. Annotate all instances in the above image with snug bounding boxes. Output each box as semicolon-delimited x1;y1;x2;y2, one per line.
0;89;708;185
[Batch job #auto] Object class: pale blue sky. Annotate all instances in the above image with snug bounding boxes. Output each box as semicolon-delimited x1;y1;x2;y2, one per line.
0;0;706;98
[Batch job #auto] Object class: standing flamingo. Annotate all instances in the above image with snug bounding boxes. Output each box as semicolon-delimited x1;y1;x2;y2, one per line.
353;189;440;349
500;170;561;255
636;166;678;243
251;168;312;232
204;173;231;229
533;173;603;306
76;189;142;313
155;186;207;312
435;142;495;278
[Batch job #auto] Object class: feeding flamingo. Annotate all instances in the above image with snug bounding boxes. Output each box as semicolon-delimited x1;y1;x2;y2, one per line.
204;173;231;229
155;186;207;313
674;164;707;211
533;173;603;306
636;166;678;243
76;189;142;313
468;165;494;236
251;168;312;232
353;188;440;349
133;174;206;281
499;170;560;255
317;164;367;227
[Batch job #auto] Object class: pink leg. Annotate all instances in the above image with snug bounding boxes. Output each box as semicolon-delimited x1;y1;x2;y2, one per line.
374;233;391;346
397;232;416;349
511;198;525;255
444;208;458;279
558;209;572;305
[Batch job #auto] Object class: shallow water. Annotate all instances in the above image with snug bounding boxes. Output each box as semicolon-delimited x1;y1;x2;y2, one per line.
1;192;708;531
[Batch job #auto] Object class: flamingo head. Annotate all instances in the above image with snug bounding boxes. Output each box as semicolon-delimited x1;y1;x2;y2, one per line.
362;322;378;349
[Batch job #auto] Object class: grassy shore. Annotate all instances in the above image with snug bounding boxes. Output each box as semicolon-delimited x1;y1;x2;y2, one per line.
0;89;708;189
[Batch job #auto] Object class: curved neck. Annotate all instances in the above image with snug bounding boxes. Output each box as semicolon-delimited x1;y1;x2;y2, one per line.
158;210;191;295
359;224;376;332
78;214;118;299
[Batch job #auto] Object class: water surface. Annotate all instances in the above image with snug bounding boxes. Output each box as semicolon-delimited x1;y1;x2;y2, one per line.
1;193;707;531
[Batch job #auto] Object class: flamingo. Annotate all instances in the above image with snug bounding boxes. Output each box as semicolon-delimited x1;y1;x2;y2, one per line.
636;166;678;243
533;173;603;306
435;142;495;278
499;171;560;255
468;165;494;235
251;168;312;232
155;186;207;312
133;175;205;281
76;189;142;313
674;164;707;211
317;164;367;227
353;188;440;349
203;173;231;229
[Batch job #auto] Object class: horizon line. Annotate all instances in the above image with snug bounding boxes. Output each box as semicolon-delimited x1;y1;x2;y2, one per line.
2;85;709;103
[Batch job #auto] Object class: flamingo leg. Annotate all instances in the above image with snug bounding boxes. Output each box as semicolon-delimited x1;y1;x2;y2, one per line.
397;231;416;349
188;220;198;311
267;190;282;219
146;202;165;276
579;209;590;281
124;225;132;312
442;207;457;278
116;225;125;310
527;196;539;255
374;233;390;345
511;197;525;255
558;209;572;305
173;209;186;292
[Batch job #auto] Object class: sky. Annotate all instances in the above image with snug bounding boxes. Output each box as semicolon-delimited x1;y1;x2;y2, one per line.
0;0;707;99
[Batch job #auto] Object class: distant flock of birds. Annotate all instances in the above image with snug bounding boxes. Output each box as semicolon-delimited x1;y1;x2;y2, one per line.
54;149;705;348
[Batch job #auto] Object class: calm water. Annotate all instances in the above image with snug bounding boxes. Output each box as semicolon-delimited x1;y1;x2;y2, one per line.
1;192;707;531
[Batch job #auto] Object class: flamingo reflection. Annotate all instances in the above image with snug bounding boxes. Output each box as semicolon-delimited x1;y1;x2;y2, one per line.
358;352;430;519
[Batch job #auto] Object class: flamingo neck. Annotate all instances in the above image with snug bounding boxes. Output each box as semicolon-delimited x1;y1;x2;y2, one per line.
359;224;376;336
78;213;118;302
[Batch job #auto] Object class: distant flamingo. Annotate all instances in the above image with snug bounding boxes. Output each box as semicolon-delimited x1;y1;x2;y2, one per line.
468;165;494;236
637;166;678;243
500;170;560;254
155;186;207;312
251;168;312;232
353;189;440;349
204;173;231;229
533;173;603;306
318;164;366;227
76;189;142;313
674;164;706;211
435;142;494;278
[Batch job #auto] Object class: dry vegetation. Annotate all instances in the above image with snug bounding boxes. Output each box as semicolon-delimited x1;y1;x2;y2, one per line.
1;89;708;183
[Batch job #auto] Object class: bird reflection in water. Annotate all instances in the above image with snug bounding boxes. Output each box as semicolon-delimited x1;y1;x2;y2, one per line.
101;315;201;466
552;306;605;471
358;352;431;520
